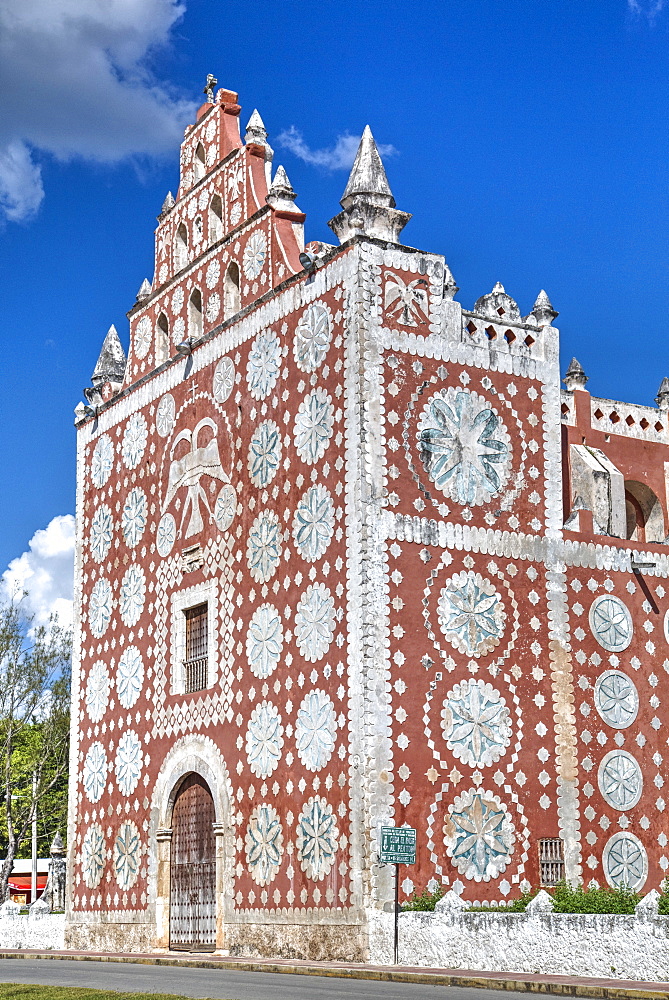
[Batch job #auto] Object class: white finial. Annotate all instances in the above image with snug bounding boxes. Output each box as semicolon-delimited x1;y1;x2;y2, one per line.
443;262;459;300
329;126;410;244
245;109;268;145
91;324;127;388
563;357;588;391
266;165;299;212
532;289;558;325
136;278;151;303
161;191;175;214
656;377;669;411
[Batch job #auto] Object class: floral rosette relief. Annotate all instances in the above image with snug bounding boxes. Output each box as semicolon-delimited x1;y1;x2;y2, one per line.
443;789;516;882
441;678;511;768
437;571;506;658
417;387;512;507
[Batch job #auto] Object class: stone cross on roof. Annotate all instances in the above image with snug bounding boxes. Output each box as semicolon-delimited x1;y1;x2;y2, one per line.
203;74;218;103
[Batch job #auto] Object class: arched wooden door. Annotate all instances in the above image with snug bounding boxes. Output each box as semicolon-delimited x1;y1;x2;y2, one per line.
169;774;216;951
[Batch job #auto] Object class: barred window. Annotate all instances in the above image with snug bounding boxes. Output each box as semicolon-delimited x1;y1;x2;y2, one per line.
184;603;208;694
539;838;565;886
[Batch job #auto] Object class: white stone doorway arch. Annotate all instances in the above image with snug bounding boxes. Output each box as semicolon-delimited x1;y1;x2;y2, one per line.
150;734;234;951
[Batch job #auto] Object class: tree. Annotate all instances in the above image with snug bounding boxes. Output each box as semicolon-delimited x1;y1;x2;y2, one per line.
0;597;71;901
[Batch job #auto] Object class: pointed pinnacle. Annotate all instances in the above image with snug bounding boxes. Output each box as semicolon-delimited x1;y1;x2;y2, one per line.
341;126;395;208
91;324;127;386
245;109;268;145
161;191;175;214
656;377;669;410
270;165;294;194
266;165;298;211
491;281;505;294
563;357;588;391
443;262;459;300
532;288;558;323
136;278;151;302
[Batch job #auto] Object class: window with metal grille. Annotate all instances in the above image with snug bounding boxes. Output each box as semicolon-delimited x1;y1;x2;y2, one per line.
184;603;208;693
539;838;565;886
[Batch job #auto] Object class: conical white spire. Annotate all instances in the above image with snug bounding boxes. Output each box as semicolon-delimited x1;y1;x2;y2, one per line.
563;357;588;391
91;324;126;387
341;126;394;207
245;109;268;145
656;377;669;411
532;289;558;325
329;126;410;244
266;165;300;212
136;278;151;302
161;191;175;214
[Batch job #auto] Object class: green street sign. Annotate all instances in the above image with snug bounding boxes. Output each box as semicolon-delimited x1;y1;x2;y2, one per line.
380;826;416;865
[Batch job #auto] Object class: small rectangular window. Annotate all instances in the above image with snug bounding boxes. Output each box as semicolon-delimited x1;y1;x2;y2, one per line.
539;838;565;886
184;603;208;694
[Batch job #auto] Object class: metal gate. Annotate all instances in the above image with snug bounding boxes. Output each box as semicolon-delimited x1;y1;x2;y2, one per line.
169;774;216;951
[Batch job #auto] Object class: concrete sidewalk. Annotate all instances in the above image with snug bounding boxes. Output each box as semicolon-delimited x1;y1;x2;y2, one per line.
0;949;667;998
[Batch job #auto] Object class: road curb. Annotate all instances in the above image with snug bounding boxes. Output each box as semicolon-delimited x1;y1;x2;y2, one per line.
0;950;667;998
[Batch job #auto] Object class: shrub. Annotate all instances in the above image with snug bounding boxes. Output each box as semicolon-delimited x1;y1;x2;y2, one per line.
551;879;640;914
402;884;445;911
657;878;669;915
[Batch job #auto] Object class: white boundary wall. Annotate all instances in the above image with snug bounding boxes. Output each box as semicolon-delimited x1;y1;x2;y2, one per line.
369;907;669;981
0;903;64;950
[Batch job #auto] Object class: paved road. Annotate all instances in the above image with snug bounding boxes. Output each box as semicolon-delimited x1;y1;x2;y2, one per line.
0;958;547;1000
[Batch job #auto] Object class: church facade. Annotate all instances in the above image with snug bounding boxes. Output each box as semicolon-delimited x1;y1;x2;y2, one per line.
66;81;669;958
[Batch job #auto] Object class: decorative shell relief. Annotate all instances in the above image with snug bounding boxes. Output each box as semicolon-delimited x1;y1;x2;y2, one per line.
293;303;332;373
89;504;113;563
246;701;284;778
602;832;647;892
121;487;147;548
246;604;283;678
82;742;107;804
441;679;511;768
245;804;284;886
114;730;144;796
598;749;642;811
134;316;152;360
594;670;638;729
437;571;506;658
248;420;282;488
295;689;337;772
213;356;235;403
85;660;110;724
292;484;335;563
156;512;176;557
294;388;334;466
81;824;106;889
443;788;515;882
589;595;633;652
417;387;512;507
121;413;148;470
113;821;141;889
91;434;114;488
156;394;176;438
242;230;267;279
296;795;339;881
246;330;281;401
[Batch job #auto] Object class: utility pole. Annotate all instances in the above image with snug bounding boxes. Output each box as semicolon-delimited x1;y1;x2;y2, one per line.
31;771;37;904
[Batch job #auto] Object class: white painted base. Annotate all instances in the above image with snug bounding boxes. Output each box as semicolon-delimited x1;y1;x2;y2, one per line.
0;912;65;950
369;909;669;981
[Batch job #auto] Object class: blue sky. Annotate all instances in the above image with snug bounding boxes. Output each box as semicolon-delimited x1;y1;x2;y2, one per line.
0;0;668;612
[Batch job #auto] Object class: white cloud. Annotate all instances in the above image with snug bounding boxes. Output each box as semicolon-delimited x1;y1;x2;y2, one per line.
276;126;398;171
627;0;666;18
0;0;196;222
1;515;75;628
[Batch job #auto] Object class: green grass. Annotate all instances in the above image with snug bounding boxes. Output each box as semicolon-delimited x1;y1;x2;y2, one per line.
0;986;237;1000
